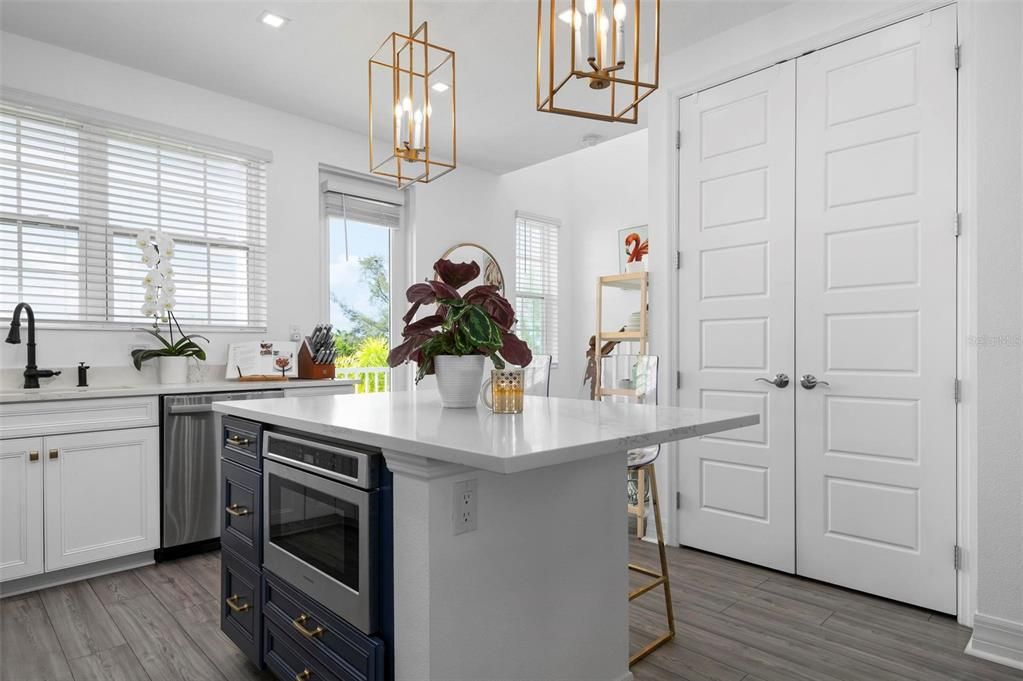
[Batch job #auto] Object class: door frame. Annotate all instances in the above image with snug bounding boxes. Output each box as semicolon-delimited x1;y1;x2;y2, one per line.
655;1;977;625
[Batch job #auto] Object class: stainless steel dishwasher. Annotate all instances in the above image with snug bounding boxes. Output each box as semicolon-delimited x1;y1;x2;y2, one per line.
159;390;283;559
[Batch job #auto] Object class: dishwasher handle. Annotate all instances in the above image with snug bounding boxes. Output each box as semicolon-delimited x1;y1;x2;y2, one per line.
167;403;214;415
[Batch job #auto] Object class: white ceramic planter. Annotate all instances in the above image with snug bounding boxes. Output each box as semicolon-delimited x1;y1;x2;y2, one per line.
158;356;189;384
434;355;485;408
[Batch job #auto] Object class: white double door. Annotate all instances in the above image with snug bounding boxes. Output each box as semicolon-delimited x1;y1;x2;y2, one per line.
677;7;958;613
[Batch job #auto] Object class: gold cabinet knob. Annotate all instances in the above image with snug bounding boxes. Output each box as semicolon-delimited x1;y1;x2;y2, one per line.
225;503;249;517
48;449;59;459
224;594;250;613
29;450;39;462
295;670;312;681
291;613;325;639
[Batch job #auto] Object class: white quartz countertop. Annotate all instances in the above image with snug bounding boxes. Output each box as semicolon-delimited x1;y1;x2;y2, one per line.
212;391;759;474
0;378;359;404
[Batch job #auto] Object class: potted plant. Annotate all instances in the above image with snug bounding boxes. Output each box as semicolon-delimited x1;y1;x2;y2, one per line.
388;258;533;407
130;231;208;384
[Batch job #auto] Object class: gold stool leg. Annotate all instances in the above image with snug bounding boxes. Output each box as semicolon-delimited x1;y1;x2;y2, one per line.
628;464;675;667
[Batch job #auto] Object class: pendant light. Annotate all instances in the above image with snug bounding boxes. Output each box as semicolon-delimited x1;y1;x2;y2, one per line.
369;0;456;187
536;0;660;123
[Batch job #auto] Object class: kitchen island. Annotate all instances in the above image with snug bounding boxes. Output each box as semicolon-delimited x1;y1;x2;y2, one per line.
214;391;758;681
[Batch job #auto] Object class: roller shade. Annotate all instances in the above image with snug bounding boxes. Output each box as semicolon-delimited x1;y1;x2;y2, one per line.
0;101;268;328
323;192;401;229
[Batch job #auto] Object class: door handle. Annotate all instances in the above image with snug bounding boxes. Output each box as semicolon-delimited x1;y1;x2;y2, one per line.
29;450;39;462
225;503;249;517
295;670;312;681
225;594;251;613
754;373;790;388
225;434;252;447
292;614;326;639
48;449;59;459
800;374;830;390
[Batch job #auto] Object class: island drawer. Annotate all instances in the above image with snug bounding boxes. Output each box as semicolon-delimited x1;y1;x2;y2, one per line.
264;618;344;681
221;459;261;565
222;416;262;470
264;571;385;681
220;547;262;668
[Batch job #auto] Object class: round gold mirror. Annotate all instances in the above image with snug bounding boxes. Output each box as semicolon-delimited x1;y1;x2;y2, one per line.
438;242;505;293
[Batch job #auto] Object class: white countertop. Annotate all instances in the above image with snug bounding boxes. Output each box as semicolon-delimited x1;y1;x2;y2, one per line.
213;391;759;474
0;378;359;404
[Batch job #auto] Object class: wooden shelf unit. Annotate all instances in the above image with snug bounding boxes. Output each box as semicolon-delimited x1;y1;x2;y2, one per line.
594;271;648;400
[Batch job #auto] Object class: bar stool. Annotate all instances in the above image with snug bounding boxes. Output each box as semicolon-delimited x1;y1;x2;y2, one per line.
600;354;675;666
524;354;552;397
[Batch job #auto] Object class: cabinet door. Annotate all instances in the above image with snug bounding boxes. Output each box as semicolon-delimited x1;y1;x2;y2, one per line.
44;427;160;571
0;437;44;581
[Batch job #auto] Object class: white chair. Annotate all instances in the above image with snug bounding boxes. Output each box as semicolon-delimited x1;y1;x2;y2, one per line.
599;354;675;666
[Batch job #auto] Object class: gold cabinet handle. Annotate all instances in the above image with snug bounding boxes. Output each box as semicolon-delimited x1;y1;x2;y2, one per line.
48;449;59;460
291;614;325;639
225;503;249;517
29;450;39;462
295;670;312;681
226;434;251;447
225;594;250;613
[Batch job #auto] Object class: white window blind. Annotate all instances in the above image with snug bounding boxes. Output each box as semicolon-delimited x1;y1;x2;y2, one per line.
515;213;559;365
0;101;268;328
323;191;401;229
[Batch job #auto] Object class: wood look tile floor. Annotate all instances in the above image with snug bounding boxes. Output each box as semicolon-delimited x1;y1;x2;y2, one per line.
1;543;1020;681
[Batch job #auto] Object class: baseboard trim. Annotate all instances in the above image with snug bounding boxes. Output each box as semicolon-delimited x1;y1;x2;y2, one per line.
965;612;1023;671
0;551;154;598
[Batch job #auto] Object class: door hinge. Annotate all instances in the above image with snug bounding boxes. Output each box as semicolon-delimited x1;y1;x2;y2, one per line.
954;544;963;570
954;378;962;403
676;491;682;509
954;212;962;237
676;130;682;150
675;250;682;270
676;371;682;389
954;45;961;70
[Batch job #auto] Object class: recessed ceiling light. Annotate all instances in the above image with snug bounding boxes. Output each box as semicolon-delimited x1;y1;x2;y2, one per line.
259;11;289;29
431;82;450;93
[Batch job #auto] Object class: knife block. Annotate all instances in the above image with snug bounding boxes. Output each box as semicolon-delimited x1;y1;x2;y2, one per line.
297;337;336;380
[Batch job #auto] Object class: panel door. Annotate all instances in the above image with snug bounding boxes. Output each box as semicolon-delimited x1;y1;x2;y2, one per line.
677;62;797;572
794;7;958;613
44;427;160;571
0;437;44;581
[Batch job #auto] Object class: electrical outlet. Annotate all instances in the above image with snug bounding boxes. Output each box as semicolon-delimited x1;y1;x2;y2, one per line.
452;479;477;535
289;325;303;342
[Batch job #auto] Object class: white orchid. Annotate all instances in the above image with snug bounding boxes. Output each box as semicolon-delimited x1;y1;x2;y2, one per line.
135;230;155;249
143;285;158;303
140;245;159;266
137;230;176;319
140;301;158;317
155;233;175;252
141;271;157;287
158;294;176;311
157;260;174;276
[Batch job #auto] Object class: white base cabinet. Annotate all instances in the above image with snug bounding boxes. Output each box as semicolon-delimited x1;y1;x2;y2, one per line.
43;428;160;571
0;437;44;581
0;397;160;584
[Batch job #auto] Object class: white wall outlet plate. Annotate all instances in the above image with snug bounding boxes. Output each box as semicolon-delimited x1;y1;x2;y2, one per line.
453;478;477;535
289;325;303;342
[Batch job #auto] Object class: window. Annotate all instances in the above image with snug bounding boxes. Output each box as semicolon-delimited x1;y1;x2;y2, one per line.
323;175;402;392
0;101;268;328
515;213;559;365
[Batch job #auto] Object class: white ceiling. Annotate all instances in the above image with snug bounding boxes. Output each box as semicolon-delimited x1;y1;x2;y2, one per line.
0;1;785;173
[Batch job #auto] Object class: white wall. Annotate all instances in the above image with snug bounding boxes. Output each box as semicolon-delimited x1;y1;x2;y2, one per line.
0;32;507;381
499;130;649;398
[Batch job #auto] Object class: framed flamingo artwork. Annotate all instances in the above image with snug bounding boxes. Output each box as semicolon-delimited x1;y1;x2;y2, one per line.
618;225;649;273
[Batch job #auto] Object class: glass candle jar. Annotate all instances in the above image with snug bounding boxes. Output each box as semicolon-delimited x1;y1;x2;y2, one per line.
481;368;525;414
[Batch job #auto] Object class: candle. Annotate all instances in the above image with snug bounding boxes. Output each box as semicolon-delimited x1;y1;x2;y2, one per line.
412;108;424;150
584;0;597;64
401;97;412;148
394;103;404;149
614;0;626;65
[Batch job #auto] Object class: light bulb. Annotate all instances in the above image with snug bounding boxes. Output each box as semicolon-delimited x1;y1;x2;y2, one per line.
394;103;403;119
402;96;412;112
613;0;626;22
584;0;597;15
413;109;423;123
599;14;610;33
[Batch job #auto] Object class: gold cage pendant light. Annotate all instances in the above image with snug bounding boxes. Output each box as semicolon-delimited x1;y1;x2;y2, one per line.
536;0;660;123
369;0;456;187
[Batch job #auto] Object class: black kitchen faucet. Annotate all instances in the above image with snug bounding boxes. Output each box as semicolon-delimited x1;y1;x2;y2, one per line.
6;302;62;389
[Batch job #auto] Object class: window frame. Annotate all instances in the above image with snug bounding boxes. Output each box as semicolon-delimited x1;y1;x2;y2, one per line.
514;211;560;367
0;93;270;331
